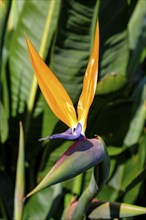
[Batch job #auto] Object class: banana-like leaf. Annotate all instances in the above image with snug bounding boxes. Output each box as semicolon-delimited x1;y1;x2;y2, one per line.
99;0;129;78
124;102;146;146
8;0;24;30
87;200;146;219
96;73;127;95
50;0;98;103
122;134;146;192
127;0;146;80
2;0;145;217
87;98;132;146
14;122;25;220
23;184;62;220
25;136;105;199
9;0;60;116
0;0;6;40
23;188;53;219
0;101;8;143
99;134;146;204
124;84;146;146
0;0;10;51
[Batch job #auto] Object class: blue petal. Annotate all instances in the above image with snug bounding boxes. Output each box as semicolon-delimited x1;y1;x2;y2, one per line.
39;123;84;141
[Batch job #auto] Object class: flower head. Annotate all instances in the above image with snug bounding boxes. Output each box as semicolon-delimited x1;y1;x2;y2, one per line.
24;24;110;200
26;23;99;140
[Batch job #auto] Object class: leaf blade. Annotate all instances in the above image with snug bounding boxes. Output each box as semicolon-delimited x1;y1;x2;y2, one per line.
14;122;25;220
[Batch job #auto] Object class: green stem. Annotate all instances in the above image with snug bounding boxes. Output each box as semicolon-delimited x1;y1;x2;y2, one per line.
72;173;83;195
14;122;25;220
70;173;98;220
71;143;110;220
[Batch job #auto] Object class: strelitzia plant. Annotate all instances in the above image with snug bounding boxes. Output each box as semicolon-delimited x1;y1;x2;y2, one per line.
24;22;110;200
13;19;146;220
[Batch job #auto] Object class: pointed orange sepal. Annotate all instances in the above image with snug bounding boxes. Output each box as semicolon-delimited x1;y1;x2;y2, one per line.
26;36;77;129
77;22;99;132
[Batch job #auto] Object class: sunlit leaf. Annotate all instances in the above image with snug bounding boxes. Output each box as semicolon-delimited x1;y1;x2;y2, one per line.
96;73;127;95
0;101;8;143
14;122;25;220
23;185;62;220
87;200;146;219
127;0;146;80
124;85;146;146
9;0;60;116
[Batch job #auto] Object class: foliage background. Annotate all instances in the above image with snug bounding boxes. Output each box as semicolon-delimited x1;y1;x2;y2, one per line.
0;0;146;219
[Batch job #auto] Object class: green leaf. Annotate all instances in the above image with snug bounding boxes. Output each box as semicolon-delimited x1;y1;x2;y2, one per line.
99;0;129;78
124;85;146;146
127;0;146;80
128;0;146;49
87;200;146;219
108;164;124;192
124;103;145;146
8;0;25;30
87;98;132;145
0;0;11;54
96;73;127;95
99;135;146;204
9;0;60;116
23;185;62;220
24;188;53;219
14;122;25;220
0;101;8;143
122;135;146;192
2;0;146;217
0;195;7;220
1;48;10;118
107;145;126;156
50;0;98;103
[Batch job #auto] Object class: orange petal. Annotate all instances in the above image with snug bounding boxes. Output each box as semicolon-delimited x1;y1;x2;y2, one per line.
77;22;99;132
26;36;77;129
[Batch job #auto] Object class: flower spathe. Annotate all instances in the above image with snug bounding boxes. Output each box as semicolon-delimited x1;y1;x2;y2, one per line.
25;136;106;199
26;22;99;140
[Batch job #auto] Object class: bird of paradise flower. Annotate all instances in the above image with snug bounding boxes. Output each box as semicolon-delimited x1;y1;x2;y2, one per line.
26;23;99;140
25;22;109;199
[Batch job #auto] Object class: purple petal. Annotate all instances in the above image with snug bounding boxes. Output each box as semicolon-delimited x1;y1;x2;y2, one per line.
39;123;84;141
